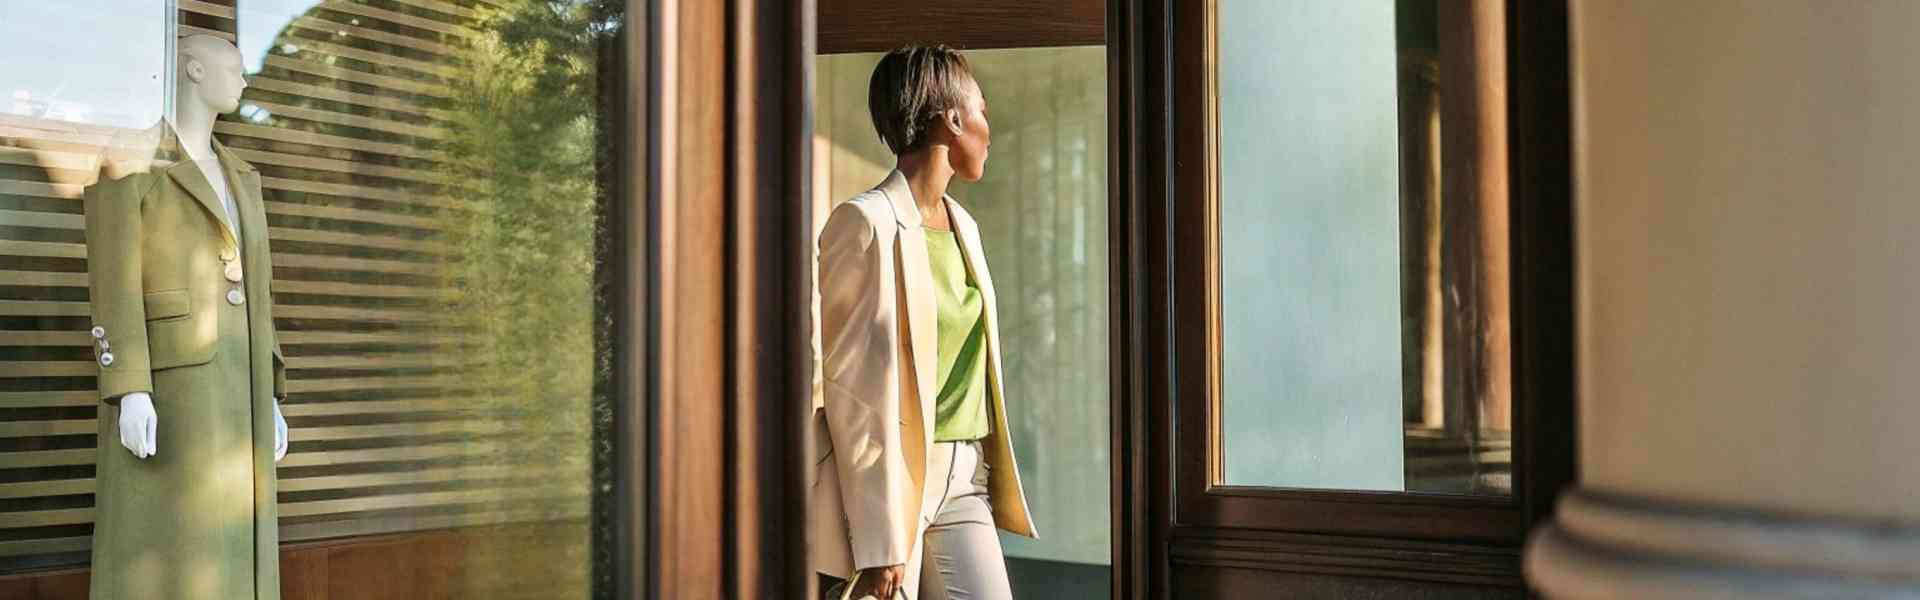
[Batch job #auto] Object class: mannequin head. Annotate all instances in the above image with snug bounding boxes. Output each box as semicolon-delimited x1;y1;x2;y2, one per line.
177;35;247;115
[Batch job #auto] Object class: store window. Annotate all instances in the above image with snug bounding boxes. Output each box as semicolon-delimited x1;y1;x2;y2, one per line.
0;0;624;595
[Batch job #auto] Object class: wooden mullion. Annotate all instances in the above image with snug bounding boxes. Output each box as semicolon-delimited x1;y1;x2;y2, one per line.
648;0;729;595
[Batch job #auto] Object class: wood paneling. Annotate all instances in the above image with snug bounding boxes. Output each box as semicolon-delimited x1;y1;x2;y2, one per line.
818;0;1103;54
730;0;816;596
1173;564;1522;600
649;0;728;593
0;524;585;600
648;0;812;596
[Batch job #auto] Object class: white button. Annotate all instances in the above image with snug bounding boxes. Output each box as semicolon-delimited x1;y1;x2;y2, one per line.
227;289;246;305
99;352;114;367
90;326;106;339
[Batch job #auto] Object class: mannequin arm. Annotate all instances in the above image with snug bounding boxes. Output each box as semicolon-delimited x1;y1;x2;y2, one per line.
83;174;156;402
117;395;288;460
117;392;157;458
274;399;289;462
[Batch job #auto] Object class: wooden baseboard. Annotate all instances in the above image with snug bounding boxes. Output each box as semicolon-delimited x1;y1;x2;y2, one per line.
0;522;589;600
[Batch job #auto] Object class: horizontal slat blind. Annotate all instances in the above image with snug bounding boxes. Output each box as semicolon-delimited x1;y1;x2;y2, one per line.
0;0;593;581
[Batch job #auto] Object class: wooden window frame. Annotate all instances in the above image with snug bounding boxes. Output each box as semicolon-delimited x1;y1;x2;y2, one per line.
817;0;1104;54
1109;0;1573;594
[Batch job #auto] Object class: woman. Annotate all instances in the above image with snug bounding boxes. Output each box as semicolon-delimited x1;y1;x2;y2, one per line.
809;46;1036;600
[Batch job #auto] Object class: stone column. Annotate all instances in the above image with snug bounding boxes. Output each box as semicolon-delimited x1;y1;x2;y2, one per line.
1437;0;1511;437
1527;1;1920;596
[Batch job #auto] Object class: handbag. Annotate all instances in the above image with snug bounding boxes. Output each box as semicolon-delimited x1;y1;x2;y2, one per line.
824;569;907;600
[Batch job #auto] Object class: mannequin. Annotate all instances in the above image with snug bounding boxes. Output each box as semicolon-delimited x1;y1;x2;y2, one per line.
112;39;289;463
83;34;288;599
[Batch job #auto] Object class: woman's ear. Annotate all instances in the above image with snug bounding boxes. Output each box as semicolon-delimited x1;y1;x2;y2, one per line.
945;110;964;136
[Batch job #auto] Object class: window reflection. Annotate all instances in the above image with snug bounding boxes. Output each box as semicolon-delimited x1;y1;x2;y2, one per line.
1217;0;1511;495
0;0;619;593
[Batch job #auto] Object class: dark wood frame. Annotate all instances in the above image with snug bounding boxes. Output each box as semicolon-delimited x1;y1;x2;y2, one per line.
644;0;814;598
817;0;1104;54
1110;0;1573;594
605;2;650;597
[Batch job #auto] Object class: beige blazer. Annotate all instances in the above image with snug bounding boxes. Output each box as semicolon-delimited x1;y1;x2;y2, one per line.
809;170;1036;578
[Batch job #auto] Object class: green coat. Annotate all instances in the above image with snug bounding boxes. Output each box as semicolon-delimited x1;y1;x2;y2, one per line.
83;125;284;600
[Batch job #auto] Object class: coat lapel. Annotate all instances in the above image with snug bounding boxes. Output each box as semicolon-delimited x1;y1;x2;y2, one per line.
946;200;1004;425
877;171;939;440
947;198;1039;537
946;198;999;333
215;140;263;271
162;128;239;243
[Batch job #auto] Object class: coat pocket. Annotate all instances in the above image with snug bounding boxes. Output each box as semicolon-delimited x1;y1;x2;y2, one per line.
143;289;214;370
143;289;190;321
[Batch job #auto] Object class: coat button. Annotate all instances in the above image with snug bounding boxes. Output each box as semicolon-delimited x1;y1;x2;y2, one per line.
224;260;244;283
227;289;246;306
90;326;106;339
220;247;237;261
98;352;115;367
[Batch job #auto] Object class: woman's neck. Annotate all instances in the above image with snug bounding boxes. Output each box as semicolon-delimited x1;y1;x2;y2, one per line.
895;148;952;222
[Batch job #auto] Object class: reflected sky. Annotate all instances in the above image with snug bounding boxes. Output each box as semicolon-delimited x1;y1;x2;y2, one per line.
0;1;168;128
0;0;321;129
236;0;323;73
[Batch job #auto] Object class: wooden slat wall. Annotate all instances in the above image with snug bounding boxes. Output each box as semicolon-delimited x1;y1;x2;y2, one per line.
0;0;590;581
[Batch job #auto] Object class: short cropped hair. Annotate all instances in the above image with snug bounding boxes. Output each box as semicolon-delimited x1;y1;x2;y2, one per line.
867;45;974;155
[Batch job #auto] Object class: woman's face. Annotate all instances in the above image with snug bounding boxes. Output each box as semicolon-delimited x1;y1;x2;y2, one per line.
943;78;991;182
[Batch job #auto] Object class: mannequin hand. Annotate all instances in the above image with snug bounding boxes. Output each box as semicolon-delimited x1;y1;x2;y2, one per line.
118;392;157;459
848;564;905;600
273;399;288;462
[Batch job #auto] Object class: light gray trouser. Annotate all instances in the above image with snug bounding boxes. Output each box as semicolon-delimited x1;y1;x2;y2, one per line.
910;440;1013;600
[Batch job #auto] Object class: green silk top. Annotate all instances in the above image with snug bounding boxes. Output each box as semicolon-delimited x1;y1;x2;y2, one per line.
925;229;991;441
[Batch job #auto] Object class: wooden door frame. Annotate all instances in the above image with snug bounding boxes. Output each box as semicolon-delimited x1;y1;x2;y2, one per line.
817;0;1104;53
1107;0;1574;596
642;0;815;597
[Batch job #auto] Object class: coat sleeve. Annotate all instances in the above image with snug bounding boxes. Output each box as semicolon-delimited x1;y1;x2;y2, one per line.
272;278;286;399
83;174;154;404
817;202;914;571
272;342;287;399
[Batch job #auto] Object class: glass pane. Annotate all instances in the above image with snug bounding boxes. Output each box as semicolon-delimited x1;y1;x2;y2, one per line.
0;0;626;593
816;46;1111;598
1217;0;1512;495
1;2;168;130
0;0;173;573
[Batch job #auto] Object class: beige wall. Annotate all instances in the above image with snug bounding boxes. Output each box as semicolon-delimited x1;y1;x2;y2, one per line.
1576;0;1920;522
